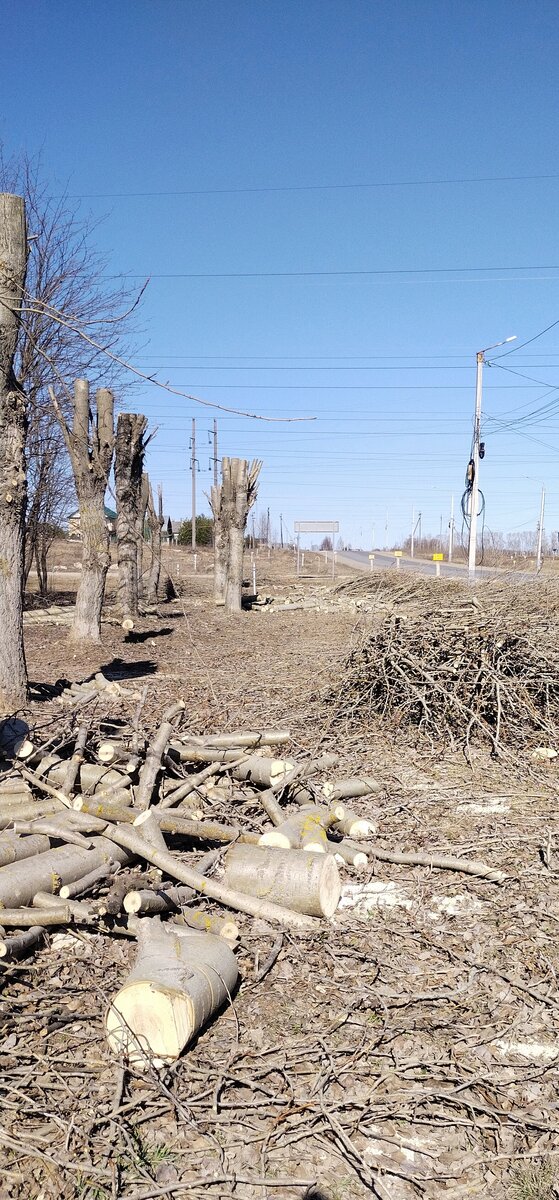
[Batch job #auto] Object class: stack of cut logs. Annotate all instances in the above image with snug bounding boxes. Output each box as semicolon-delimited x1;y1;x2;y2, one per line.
0;701;381;1068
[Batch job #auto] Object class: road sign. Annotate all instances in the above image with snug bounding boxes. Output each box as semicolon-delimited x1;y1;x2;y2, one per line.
368;554;375;559
394;551;403;557
294;520;339;533
433;553;444;561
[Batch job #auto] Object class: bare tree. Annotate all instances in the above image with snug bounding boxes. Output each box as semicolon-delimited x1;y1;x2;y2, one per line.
211;458;261;613
114;413;147;621
0;194;28;710
51;380;114;642
0;148;141;580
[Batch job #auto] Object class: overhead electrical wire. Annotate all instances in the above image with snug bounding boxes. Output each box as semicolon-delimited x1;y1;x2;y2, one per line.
69;171;559;200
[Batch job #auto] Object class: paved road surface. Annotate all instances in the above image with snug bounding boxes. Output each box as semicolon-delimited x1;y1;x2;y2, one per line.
336;549;514;581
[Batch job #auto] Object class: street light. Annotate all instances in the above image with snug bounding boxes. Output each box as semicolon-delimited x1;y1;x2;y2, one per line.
468;335;517;581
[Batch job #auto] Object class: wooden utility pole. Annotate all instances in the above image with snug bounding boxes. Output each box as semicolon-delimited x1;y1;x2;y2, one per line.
51;380;115;642
0;194;28;709
190;417;197;551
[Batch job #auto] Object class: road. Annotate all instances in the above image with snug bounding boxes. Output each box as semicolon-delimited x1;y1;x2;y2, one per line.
336;549;507;580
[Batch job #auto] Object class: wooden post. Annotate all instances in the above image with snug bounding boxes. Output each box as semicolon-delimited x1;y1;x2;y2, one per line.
115;413;148;620
0;194;28;710
51;381;115;642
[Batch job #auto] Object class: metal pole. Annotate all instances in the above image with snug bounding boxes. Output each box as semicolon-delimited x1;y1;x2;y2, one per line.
213;419;218;488
191;418;196;551
410;507;415;558
536;485;546;573
468;351;484;581
448;494;454;563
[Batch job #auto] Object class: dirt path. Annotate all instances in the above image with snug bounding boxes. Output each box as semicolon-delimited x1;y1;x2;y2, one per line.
2;558;559;1200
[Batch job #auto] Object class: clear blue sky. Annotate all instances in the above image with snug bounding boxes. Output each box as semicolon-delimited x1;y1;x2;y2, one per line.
4;0;559;550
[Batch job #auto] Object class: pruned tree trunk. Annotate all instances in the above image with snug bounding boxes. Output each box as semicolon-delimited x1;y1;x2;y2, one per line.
137;471;150;599
50;380;115;642
210;458;261;612
0;193;28;711
105;916;239;1067
115;413;148;620
146;481;164;604
210;482;228;606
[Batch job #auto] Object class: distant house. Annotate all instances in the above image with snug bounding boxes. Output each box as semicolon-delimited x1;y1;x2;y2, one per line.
67;506;117;540
162;517;182;546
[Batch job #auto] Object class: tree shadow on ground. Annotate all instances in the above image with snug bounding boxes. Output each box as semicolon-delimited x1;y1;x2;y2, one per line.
124;627;173;645
99;657;159;681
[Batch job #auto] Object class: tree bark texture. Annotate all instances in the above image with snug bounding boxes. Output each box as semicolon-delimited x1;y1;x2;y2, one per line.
115;413;147;619
0;194;28;711
51;380;115;642
146;481;164;604
210;457;261;612
224;843;341;919
105;916;238;1067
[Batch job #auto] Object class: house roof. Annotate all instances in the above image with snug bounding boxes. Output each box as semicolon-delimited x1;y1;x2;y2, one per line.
68;506;117;520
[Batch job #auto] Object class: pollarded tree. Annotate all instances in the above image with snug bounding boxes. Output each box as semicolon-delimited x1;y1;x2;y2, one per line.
51;379;115;642
0;148;140;581
0;193;28;711
114;413;148;621
211;458;261;613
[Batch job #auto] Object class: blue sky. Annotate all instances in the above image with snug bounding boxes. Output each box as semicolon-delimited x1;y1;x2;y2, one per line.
3;0;559;549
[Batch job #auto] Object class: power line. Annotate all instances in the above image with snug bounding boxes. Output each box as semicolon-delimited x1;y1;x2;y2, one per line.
492;316;559;359
113;264;559;281
69;172;559;200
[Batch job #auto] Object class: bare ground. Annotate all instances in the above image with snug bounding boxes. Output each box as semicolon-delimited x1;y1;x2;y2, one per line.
2;549;559;1200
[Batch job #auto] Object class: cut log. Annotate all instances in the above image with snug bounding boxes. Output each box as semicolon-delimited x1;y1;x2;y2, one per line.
0;801;63;828
174;908;239;943
0;926;44;960
331;808;377;839
60;860;119;900
224;844;341;919
105;916;239;1066
186;730;291;749
322;777;382;802
329;840;368;869
32;891;93;921
259;806;342;854
0;837;132;908
0;906;72;927
0;832;50;868
135;700;185;811
158;814;259;845
123;852;219;915
231;756;295;789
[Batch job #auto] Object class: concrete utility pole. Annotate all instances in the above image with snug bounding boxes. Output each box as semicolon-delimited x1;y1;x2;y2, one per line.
410;510;421;558
210;418;218;487
190;418;197;550
468;336;516;581
536;485;546;573
448;494;455;562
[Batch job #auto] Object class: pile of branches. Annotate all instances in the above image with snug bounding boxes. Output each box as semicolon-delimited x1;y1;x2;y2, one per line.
0;686;505;1068
340;580;559;756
